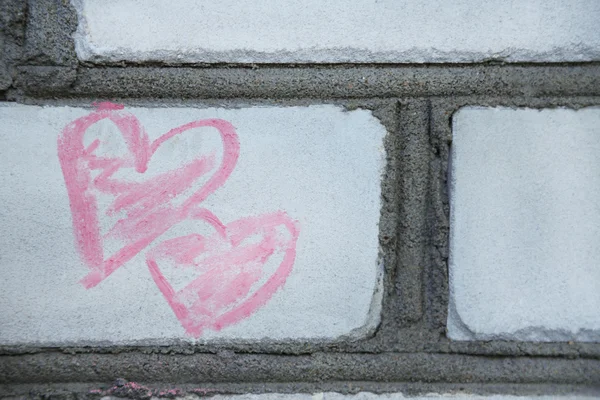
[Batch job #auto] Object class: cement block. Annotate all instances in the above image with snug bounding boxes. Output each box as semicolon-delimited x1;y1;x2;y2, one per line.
0;103;385;345
448;107;600;342
71;0;600;63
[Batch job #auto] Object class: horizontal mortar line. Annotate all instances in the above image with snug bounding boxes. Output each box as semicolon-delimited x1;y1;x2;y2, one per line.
13;63;600;83
17;64;600;93
1;353;599;384
1;382;598;397
1;348;599;359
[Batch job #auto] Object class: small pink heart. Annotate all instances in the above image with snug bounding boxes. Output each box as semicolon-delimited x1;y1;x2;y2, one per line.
58;103;240;288
146;209;299;337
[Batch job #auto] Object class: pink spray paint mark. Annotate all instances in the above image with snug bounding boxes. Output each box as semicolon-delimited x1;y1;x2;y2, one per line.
58;103;240;288
147;210;299;336
58;102;300;336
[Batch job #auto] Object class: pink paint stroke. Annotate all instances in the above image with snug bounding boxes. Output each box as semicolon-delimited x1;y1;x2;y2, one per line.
57;103;240;288
59;102;301;336
147;211;299;337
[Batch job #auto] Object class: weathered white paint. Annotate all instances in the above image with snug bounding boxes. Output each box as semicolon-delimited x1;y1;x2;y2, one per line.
0;103;385;345
448;107;600;342
72;0;600;63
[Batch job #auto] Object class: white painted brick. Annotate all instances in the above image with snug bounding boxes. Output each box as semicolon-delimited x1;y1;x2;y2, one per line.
0;103;385;345
72;0;600;64
448;107;600;342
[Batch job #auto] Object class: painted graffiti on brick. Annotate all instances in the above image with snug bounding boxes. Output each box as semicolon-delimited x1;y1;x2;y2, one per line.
57;102;300;336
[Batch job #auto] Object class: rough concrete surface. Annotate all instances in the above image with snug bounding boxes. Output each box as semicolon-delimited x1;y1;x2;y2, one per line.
0;0;26;90
448;106;600;342
10;65;600;101
24;0;78;65
0;103;385;345
3;352;600;385
71;0;600;64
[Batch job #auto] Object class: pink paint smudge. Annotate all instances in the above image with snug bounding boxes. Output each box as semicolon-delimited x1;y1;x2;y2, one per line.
58;104;240;288
58;102;300;336
147;210;299;336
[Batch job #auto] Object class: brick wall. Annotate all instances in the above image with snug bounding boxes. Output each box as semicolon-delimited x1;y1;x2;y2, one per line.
0;0;599;398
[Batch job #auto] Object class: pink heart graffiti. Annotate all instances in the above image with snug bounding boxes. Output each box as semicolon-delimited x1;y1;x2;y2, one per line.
58;102;300;336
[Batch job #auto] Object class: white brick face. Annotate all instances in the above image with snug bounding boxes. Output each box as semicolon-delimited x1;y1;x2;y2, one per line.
0;104;385;345
448;107;600;342
72;0;600;63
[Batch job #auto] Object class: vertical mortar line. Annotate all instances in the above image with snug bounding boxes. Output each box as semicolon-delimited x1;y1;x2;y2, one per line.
0;0;27;97
424;98;451;333
368;99;405;343
23;0;78;66
393;99;432;327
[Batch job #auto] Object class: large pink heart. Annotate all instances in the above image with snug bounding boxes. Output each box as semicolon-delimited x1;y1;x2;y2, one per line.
58;103;240;288
146;209;299;336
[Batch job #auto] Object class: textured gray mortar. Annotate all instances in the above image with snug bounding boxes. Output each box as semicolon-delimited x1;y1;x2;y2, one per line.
2;353;600;385
23;0;78;66
0;0;26;91
2;0;600;397
5;64;600;100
